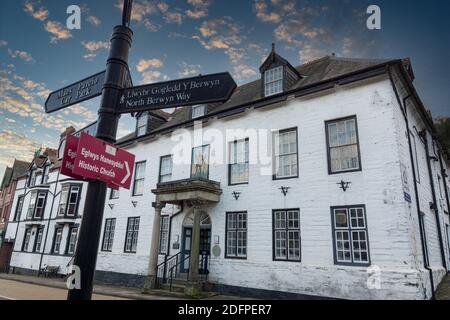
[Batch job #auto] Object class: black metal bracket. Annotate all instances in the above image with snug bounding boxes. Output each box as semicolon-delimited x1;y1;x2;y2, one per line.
280;186;290;196
337;180;351;192
232;191;241;200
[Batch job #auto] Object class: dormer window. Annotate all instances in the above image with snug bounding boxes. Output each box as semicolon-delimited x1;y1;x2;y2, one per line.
137;113;148;137
192;105;206;119
264;66;283;97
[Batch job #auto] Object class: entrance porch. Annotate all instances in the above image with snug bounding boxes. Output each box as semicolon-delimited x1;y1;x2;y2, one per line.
142;178;222;293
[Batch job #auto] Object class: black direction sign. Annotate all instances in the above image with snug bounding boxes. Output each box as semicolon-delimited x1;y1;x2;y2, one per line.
117;72;237;114
45;71;106;113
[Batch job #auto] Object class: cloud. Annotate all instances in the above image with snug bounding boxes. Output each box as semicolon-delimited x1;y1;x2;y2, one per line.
81;40;109;60
0;129;43;166
136;58;164;72
186;0;211;19
5;118;16;123
255;0;281;23
86;15;101;26
141;70;169;84
164;11;183;25
24;1;49;21
178;62;202;77
45;21;72;43
7;49;34;63
194;17;243;50
0;40;7;47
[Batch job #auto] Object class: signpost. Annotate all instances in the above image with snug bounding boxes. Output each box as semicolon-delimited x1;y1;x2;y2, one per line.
73;133;135;189
60;134;83;180
117;72;236;113
45;71;106;113
43;0;237;300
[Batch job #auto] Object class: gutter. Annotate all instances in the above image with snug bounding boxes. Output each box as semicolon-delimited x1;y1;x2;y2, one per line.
437;149;450;217
420;130;447;271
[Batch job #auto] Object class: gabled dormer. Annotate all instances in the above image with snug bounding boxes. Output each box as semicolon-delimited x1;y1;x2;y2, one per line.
135;111;168;137
259;43;302;98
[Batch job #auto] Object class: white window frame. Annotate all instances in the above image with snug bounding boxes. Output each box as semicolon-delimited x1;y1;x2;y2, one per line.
229;139;249;185
273;128;298;179
264;66;283;97
137;113;148;136
159;155;173;183
34;228;44;252
22;228;32;252
110;188;120;199
159;216;170;254
192;105;206;119
66;227;78;255
53;228;63;254
58;185;80;217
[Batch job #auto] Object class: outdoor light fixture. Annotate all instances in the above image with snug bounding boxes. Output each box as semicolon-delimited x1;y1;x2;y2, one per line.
337;180;351;192
132;201;138;207
232;191;241;200
108;204;114;210
280;186;290;196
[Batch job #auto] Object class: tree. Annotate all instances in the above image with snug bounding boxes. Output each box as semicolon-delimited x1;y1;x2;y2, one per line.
435;117;450;156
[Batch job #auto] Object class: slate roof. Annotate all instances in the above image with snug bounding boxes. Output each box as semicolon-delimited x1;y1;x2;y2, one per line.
0;159;30;188
117;55;400;145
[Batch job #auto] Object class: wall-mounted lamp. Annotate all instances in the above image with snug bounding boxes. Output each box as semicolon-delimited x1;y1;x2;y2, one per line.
280;186;290;196
108;204;114;210
232;191;241;200
337;180;351;192
132;201;138;208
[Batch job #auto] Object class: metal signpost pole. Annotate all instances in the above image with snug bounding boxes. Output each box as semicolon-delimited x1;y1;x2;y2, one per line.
67;0;133;300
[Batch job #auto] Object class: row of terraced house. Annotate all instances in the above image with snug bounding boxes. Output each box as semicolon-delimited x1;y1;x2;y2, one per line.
1;47;450;299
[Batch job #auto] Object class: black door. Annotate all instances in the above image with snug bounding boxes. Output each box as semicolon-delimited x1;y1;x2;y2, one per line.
180;228;211;273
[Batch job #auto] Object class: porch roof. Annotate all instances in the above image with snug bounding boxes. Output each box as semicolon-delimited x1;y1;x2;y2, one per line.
151;177;222;204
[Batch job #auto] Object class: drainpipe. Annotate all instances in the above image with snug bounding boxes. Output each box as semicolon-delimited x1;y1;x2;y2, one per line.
167;202;184;256
38;168;60;276
420;130;447;271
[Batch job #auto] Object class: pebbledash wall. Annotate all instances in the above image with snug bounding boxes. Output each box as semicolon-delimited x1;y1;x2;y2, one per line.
94;73;450;300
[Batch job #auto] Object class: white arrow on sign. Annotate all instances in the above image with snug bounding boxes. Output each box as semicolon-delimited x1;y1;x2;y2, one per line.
121;161;131;185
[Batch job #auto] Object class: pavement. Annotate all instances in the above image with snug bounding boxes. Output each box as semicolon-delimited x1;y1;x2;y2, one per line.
0;273;246;300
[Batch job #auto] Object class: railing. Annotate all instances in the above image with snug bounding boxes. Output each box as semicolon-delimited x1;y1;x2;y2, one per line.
168;253;210;292
155;252;181;288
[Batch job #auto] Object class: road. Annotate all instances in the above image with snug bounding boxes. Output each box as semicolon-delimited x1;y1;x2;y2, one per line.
0;279;127;300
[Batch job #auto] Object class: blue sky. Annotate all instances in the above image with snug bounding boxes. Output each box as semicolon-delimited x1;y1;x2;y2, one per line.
0;0;450;179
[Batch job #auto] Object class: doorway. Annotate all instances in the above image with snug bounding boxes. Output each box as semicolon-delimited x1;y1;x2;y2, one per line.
180;211;211;273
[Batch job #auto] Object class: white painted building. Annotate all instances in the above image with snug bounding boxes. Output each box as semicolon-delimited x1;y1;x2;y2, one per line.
6;49;450;300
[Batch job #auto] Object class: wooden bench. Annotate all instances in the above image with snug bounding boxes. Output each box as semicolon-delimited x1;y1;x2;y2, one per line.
40;265;60;278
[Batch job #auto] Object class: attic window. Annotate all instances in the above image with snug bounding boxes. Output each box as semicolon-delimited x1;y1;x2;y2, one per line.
137;113;148;136
192;105;206;119
264;66;283;97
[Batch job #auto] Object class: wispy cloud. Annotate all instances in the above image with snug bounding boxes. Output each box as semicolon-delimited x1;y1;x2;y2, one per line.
24;0;49;21
81;40;110;60
0;40;8;47
45;21;72;43
186;0;211;19
7;49;34;63
136;58;164;72
86;15;102;27
254;0;281;23
178;62;202;77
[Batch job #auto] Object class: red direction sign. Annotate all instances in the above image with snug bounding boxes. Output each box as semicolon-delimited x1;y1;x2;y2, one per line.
61;135;84;180
72;133;135;189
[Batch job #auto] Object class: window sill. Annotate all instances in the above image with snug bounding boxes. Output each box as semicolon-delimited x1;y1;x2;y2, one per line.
224;256;247;260
328;168;362;175
334;262;370;267
273;258;301;263
228;182;249;186
272;175;298;181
